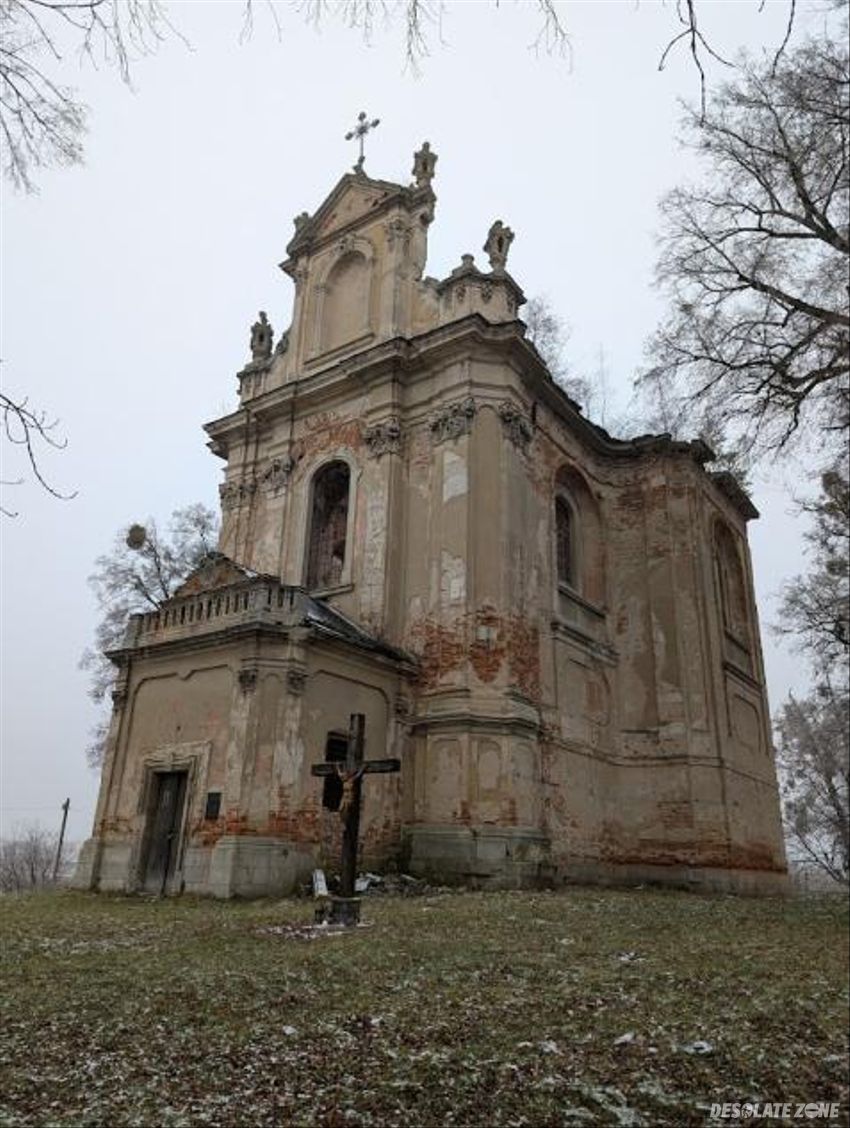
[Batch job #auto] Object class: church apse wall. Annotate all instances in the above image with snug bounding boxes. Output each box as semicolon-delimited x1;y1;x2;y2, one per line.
75;141;787;897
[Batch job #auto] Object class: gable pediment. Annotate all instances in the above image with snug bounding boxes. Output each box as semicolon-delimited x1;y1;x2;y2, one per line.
285;173;408;260
171;553;263;598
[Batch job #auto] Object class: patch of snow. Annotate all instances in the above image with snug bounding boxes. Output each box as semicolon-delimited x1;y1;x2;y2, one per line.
680;1040;714;1055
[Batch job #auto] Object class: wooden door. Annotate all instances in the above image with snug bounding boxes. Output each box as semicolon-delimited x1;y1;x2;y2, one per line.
142;771;187;894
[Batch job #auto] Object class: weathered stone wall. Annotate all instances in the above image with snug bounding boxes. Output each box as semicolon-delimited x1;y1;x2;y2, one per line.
78;157;787;898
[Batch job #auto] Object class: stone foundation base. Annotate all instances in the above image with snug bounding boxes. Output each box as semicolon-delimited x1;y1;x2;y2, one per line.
71;839;136;892
70;839;99;890
207;836;314;898
404;825;549;887
71;835;316;897
550;858;788;896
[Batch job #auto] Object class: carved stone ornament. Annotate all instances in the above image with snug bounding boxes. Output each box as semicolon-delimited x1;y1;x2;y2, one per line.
364;417;403;459
262;455;295;494
430;397;477;445
111;687;127;710
384;216;412;250
250;311;273;362
412;140;437;189
286;668;307;695
219;478;257;511
238;668;258;694
394;695;411;719
293;211;310;233
498;401;533;454
483;220;514;272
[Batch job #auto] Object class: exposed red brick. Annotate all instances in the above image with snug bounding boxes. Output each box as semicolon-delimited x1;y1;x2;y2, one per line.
407;609;540;702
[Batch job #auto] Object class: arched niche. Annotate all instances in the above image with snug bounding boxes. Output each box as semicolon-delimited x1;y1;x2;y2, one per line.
312;238;375;357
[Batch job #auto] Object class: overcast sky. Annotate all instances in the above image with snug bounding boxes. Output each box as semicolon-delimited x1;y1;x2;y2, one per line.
1;0;824;848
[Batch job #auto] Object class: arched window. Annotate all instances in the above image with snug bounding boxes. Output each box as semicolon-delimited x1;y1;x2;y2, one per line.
552;465;605;608
305;461;351;591
715;522;749;641
555;496;574;587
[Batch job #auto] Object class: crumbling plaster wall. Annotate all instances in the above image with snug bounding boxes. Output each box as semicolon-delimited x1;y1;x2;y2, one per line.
82;622;407;895
214;334;785;886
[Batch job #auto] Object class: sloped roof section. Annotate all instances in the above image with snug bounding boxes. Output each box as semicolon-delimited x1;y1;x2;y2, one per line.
302;595;411;663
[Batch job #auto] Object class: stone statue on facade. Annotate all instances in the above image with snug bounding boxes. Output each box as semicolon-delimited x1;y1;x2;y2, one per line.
250;311;273;362
412;141;438;189
483;220;514;272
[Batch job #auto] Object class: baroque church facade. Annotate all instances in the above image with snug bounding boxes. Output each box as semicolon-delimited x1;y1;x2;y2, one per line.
74;143;787;897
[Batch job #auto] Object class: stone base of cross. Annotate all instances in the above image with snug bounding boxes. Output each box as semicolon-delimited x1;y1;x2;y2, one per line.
311;712;400;926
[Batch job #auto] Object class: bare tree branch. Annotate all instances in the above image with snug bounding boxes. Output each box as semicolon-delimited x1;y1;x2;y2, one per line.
642;22;850;460
0;389;76;516
0;0;177;191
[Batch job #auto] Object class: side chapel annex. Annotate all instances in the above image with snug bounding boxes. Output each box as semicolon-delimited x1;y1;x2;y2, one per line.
74;140;787;897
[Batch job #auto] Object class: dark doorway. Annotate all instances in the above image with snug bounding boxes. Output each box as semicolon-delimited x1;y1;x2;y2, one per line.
142;771;188;894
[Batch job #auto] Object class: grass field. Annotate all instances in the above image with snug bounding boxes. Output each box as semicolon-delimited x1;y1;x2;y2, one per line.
0;888;847;1127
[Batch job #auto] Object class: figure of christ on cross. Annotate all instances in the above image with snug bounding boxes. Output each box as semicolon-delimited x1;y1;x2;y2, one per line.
311;712;400;925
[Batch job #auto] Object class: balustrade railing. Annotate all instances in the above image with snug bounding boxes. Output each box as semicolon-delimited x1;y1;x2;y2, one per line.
123;580;308;647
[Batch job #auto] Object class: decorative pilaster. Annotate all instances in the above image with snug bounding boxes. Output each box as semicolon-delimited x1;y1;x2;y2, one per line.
262;455;295;495
219;477;257;511
498;401;533;454
365;417;403;458
430;397;476;444
238;667;258;694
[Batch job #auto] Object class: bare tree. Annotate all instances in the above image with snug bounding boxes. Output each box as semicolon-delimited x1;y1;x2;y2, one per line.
524;295;571;384
523;295;612;425
0;388;76;516
776;682;849;884
3;0;796;193
0;0;179;192
773;451;849;884
0;825;59;891
643;17;850;459
777;454;850;670
80;503;219;766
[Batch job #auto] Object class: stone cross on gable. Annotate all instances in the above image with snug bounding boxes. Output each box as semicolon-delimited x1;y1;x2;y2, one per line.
345;111;380;173
311;712;399;924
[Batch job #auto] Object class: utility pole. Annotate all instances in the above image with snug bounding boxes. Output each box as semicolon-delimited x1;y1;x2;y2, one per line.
52;798;69;883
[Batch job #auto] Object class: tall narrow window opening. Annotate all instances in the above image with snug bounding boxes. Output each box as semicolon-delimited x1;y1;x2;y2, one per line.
306;461;351;591
715;522;749;641
555;496;574;587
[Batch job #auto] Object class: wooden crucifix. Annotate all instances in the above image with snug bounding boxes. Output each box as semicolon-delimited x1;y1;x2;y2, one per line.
311;713;399;921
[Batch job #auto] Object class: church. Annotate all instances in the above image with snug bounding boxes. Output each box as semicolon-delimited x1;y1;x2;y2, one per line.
74;139;787;898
